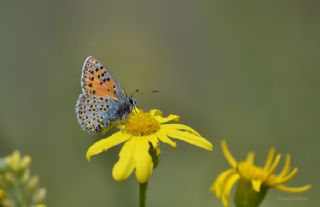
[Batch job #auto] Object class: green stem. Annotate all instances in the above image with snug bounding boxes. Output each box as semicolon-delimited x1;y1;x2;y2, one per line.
139;182;148;207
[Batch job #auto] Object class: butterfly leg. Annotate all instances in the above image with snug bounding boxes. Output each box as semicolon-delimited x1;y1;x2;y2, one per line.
115;119;125;133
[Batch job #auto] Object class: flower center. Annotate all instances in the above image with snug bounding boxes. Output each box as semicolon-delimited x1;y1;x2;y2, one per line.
125;111;160;136
237;162;267;181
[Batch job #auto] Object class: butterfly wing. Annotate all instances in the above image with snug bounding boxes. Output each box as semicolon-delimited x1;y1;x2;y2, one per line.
81;56;127;100
76;94;119;133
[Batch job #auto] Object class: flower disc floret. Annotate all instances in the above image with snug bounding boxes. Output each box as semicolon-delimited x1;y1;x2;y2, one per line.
125;112;160;136
237;162;267;181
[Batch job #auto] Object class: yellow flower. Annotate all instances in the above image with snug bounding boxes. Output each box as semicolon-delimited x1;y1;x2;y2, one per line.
210;140;311;207
3;151;31;172
0;189;5;199
0;151;47;207
86;108;213;183
32;205;47;207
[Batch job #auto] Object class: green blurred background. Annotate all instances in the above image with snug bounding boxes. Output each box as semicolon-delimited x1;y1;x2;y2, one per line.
0;1;318;206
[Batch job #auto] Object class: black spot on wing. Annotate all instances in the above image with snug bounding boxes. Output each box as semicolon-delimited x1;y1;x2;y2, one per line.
76;94;114;134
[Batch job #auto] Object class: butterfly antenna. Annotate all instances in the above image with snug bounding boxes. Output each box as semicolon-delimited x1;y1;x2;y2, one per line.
130;89;140;97
131;89;159;95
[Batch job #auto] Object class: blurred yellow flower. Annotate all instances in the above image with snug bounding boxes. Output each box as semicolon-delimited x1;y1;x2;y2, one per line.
86;108;213;183
210;140;311;207
0;151;47;207
3;150;31;172
0;189;5;199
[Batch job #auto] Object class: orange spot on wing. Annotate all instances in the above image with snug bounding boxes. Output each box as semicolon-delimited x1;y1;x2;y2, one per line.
84;71;117;99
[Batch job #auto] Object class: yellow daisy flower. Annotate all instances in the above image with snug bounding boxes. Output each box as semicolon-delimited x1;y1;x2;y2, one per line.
210;140;311;207
86;108;213;183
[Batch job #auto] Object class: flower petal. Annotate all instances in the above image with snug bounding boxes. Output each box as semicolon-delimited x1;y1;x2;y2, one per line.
245;152;255;164
222;173;240;207
147;134;159;148
251;179;262;192
86;132;131;161
273;184;311;193
221;140;237;168
278;154;291;178
209;169;236;198
133;137;153;183
162;124;201;136
275;168;298;185
265;154;281;180
155;114;180;124
264;147;275;170
112;138;136;181
156;131;176;148
149;109;163;116
166;128;213;151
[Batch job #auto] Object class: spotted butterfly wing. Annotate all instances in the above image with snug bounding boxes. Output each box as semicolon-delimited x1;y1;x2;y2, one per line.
76;56;129;133
81;56;127;99
76;94;118;133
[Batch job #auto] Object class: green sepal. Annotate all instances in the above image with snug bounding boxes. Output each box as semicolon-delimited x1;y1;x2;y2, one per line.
234;178;268;207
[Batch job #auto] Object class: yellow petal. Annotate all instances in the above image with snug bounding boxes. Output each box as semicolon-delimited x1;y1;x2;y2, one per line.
133;137;153;183
265;175;280;186
273;184;311;193
155;114;180;124
278;154;291;178
251;179;262;192
147;134;159;148
221;140;237;168
265;154;281;180
209;169;236;198
112;138;136;181
155;147;161;156
264;147;275;170
149;109;163;116
275;168;298;185
156;131;176;148
245;152;255;164
162;124;200;136
166;128;213;151
222;173;240;207
86;132;131;161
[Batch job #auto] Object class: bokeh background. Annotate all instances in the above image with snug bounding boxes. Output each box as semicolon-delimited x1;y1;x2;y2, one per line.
0;1;319;206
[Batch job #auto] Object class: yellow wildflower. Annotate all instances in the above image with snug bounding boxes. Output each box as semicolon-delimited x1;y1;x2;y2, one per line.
86;108;213;183
210;140;311;207
4;150;31;172
0;151;47;207
0;189;5;199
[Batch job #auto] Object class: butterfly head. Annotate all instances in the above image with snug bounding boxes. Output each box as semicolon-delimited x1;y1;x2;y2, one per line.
128;97;137;107
115;97;137;120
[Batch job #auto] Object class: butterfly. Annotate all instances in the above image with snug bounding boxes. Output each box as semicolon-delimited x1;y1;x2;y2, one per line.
76;56;136;133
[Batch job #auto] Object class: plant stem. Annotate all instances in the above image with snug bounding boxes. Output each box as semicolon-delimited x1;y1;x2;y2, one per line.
139;182;148;207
